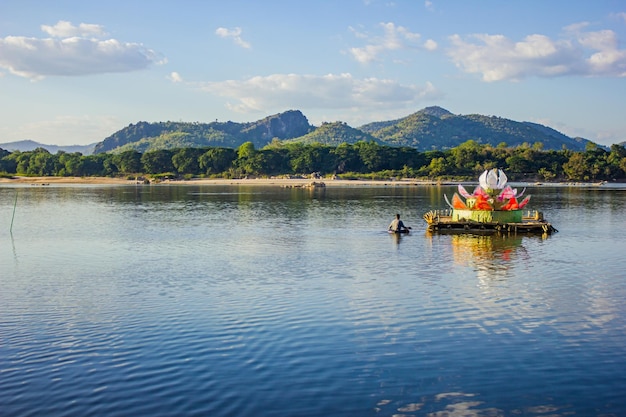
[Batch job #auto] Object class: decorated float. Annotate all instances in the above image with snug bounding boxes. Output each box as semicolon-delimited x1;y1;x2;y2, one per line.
423;169;557;235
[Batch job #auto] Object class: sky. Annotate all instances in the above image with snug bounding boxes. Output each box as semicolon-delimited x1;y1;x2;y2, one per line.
1;0;625;147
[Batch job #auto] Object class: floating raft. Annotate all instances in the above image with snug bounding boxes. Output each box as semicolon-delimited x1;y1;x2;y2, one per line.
423;209;558;235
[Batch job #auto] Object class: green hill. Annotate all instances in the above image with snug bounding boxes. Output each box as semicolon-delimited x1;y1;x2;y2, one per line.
94;110;313;154
359;106;591;151
92;106;595;154
283;121;382;146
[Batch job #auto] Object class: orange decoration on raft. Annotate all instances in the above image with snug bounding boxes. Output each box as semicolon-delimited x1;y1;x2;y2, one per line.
473;194;493;210
452;193;467;209
500;197;519;211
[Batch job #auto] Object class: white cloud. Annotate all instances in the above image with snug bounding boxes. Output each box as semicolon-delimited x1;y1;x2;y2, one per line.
423;39;438;51
41;20;106;38
448;24;626;81
563;21;590;33
348;22;436;64
0;21;164;80
215;27;251;49
168;71;183;83
194;73;442;114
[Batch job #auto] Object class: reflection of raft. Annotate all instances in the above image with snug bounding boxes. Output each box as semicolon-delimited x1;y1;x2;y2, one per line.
423;209;558;235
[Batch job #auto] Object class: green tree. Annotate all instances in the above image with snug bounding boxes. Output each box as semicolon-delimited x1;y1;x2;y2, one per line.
27;148;58;176
9;152;32;174
235;142;263;176
199;147;236;175
609;144;626;158
620;157;626;176
537;167;556;180
425;157;448;177
81;154;109;176
172;148;203;175
450;140;483;174
0;148;17;173
355;141;383;172
505;154;531;174
607;145;626;178
114;150;143;174
562;152;587;181
287;143;331;174
331;143;360;173
237;142;256;159
256;148;290;175
101;154;119;176
58;152;86;176
396;146;426;170
286;143;309;174
141;150;174;174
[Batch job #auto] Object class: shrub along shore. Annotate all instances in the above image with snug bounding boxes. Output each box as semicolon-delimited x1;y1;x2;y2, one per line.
0;175;442;187
2;140;625;183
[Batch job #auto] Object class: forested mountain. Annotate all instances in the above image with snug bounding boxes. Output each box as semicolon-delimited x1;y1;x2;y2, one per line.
91;107;596;154
93;110;313;154
283;121;382;146
360;106;592;151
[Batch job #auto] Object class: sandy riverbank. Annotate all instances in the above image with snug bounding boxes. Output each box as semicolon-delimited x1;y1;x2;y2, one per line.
0;176;439;187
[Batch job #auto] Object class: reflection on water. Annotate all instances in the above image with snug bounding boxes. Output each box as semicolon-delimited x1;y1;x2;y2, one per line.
425;232;556;288
389;230;408;247
450;232;523;259
450;233;527;275
1;184;626;417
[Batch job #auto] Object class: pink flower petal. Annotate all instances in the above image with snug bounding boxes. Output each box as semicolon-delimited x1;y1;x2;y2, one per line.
458;184;471;198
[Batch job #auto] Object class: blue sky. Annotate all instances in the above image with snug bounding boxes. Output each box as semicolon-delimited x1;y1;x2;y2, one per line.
1;0;625;146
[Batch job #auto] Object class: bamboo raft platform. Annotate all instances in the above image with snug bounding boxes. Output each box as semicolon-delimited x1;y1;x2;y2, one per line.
423;209;558;235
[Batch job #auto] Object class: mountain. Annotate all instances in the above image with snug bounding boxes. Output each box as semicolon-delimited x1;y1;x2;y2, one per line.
90;106;596;154
283;121;382;146
241;110;313;144
520;122;591;150
0;140;96;155
359;106;592;151
357;106;453;135
94;110;313;154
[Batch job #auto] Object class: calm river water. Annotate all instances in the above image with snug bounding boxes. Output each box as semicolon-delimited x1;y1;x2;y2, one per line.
1;182;625;417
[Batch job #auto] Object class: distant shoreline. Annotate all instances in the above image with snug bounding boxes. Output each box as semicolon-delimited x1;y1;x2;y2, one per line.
0;176;617;187
0;176;438;187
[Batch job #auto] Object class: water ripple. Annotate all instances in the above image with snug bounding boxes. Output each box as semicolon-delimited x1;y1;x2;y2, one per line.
2;185;626;416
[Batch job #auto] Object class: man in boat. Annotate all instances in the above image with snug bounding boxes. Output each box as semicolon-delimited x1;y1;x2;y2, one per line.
388;213;410;233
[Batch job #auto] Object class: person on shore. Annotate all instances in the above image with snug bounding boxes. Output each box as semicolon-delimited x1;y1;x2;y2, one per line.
388;213;410;232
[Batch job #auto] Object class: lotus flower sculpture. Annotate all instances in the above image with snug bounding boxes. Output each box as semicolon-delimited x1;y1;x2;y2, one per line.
479;168;507;194
445;169;530;211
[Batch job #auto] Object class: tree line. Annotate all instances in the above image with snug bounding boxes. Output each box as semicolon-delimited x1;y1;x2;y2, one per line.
1;140;626;182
